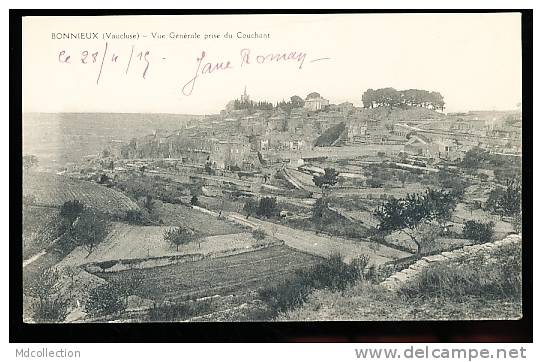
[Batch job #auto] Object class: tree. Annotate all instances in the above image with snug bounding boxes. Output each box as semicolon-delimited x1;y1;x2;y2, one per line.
86;283;126;317
60;200;85;225
70;210;109;256
23;154;39;170
163;226;194;251
460;147;488;169
437;167;468;197
243;199;259;219
313;168;339;193
290;95;304;108
257;197;280;218
25;268;68;322
312;197;329;222
362;88;375;108
486;179;522;217
424;189;458;231
375;193;435;256
397;171;409;188
463;220;495;243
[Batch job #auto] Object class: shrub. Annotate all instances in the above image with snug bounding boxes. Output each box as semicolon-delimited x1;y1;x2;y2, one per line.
86;283;126;317
190;195;199;206
252;228;266;241
25;268;69;322
148;300;211;321
463;220;495;243
125;210;146;225
258;254;361;317
399;242;521;301
366;178;384;188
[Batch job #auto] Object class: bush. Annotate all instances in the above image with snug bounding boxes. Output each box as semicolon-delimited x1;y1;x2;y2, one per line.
258;254;362;317
399;242;521;301
190;195;199;206
252;228;266;241
125;210;146;225
25;268;69;322
148;300;211;321
366;178;384;188
463;220;495;243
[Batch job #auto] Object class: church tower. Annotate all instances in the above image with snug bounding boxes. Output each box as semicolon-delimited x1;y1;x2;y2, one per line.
241;86;250;102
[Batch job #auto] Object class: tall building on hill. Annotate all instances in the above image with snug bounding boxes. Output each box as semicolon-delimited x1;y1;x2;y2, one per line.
304;92;329;111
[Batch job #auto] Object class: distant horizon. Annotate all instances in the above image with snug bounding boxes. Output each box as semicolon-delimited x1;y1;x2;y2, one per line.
21;105;522;117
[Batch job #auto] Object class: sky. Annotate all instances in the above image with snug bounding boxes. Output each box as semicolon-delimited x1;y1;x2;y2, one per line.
22;13;522;114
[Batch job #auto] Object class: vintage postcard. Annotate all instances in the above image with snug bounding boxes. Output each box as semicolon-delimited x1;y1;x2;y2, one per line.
21;13;524;323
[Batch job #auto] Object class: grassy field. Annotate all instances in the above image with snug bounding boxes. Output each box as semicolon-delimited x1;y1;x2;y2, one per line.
95;245;323;302
23;172;139;215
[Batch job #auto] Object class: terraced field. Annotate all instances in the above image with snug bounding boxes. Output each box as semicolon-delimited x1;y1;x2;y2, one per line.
96;245;323;302
58;221;267;268
23;172;139;215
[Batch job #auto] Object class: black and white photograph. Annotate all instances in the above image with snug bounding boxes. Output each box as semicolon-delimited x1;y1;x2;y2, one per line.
15;11;529;332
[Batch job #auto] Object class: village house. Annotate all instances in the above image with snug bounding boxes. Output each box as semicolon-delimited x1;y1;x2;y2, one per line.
209;139;252;170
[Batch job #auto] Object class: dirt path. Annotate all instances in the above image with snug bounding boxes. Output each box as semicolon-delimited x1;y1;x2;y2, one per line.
226;212;409;265
22;250;47;268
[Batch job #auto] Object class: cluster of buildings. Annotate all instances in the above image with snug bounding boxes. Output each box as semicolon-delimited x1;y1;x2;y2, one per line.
116;89;522;171
393;110;522;160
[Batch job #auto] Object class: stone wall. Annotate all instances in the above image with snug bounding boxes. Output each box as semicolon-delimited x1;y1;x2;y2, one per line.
380;234;522;291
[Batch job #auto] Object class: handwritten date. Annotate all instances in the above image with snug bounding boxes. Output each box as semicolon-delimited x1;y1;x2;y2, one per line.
58;42;330;94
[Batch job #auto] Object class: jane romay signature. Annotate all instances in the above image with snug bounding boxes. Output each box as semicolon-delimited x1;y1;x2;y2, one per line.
181;48;330;96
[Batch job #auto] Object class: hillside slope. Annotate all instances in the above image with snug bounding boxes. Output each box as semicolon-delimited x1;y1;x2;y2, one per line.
279;238;521;321
23;172;139;215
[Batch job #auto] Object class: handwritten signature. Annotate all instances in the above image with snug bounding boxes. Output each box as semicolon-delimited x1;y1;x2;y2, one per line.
57;43;331;95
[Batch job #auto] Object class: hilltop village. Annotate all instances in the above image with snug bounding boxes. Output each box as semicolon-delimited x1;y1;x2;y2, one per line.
93;87;521;179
